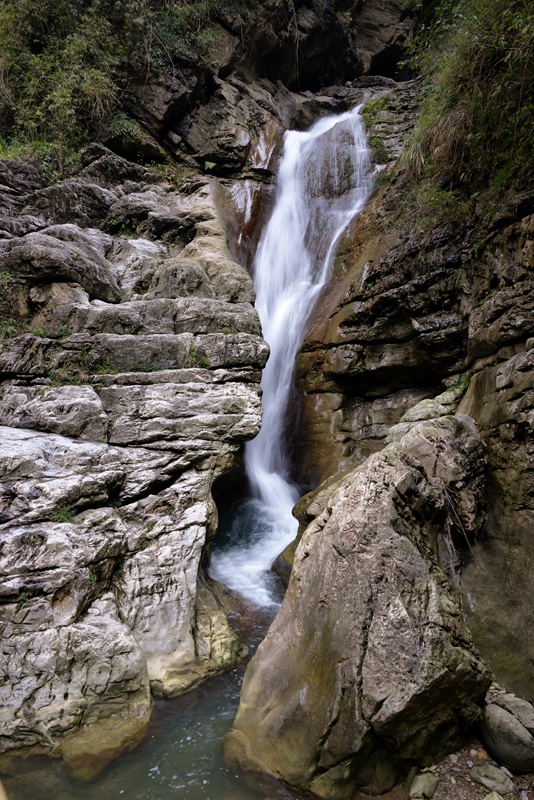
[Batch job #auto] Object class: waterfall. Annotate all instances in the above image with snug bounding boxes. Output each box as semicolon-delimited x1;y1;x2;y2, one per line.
209;106;372;606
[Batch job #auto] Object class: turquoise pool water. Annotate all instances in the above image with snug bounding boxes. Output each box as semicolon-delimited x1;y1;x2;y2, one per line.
4;501;283;800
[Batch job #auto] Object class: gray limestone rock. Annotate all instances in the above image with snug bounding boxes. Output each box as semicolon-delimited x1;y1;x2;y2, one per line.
29;179;117;227
0;385;108;441
470;764;514;794
0;164;266;778
409;773;440;799
105;236;166;299
495;694;534;735
147;256;216;299
180;231;255;303
481;703;534;774
41;222;114;257
61;297;261;337
0;231;121;303
224;416;491;800
99;380;262;447
0;590;152;779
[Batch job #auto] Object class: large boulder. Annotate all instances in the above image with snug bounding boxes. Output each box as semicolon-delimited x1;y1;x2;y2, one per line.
224;416;491;799
0;231;121;303
481;699;534;773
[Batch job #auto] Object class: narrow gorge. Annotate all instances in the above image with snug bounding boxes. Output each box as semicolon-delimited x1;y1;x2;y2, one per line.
0;1;532;799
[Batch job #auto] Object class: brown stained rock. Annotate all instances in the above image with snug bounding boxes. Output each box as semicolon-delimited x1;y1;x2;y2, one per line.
458;349;534;698
59;713;150;782
224;416;491;800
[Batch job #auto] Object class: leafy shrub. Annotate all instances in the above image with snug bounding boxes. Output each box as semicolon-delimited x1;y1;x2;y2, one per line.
0;0;257;163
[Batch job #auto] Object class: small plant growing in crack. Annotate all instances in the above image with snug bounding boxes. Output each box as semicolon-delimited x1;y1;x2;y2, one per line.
362;615;372;646
51;506;76;524
16;592;29;611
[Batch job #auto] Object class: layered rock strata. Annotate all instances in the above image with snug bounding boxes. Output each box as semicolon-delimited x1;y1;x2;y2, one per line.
225;414;491;799
0;150;267;777
295;98;534;695
0;59;423;783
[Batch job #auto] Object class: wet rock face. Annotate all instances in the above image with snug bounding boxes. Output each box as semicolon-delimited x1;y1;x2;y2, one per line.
225;416;491;800
295;94;534;700
0;149;267;774
457;347;534;700
124;0;415;173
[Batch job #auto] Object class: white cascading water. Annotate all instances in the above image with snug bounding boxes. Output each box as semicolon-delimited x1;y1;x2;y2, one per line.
209;106;372;606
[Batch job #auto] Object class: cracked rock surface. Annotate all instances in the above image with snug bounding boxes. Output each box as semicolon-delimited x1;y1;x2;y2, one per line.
0;149;267;777
224;415;491;800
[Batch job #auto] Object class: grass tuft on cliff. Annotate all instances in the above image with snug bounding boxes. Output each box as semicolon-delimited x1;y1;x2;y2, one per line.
408;0;533;205
0;0;255;167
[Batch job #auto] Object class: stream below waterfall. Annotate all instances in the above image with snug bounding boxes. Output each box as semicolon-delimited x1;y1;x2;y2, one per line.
5;106;371;800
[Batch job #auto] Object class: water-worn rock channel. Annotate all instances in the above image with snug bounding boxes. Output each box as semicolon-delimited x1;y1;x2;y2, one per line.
0;1;533;797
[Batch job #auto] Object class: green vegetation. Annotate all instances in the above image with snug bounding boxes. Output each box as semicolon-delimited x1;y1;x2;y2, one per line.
51;505;77;523
16;592;30;612
106;217;141;237
188;342;210;368
362;96;388;129
408;0;533;202
30;327;47;338
0;319;22;341
0;0;257;169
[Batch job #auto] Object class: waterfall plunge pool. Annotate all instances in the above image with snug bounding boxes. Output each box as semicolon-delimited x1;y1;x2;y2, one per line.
4;563;277;800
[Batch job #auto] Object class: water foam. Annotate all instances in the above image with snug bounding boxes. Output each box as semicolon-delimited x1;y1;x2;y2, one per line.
210;106;372;606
